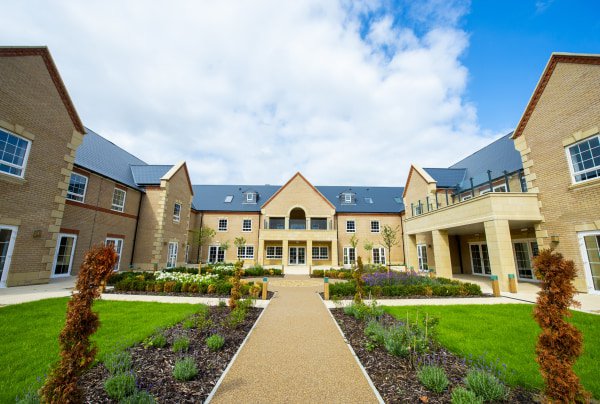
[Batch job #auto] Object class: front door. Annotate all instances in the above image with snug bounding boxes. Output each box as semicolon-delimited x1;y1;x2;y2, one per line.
289;247;306;265
52;233;77;277
0;225;18;287
417;244;428;271
343;247;355;268
470;243;491;275
580;232;600;294
513;240;539;280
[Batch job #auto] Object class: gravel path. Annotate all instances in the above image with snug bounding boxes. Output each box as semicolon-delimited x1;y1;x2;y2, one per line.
209;281;380;403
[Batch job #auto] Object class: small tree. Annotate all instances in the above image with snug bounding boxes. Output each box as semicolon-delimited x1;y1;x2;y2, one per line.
363;241;374;264
353;256;366;304
381;224;400;273
220;240;230;262
41;244;118;403
229;260;244;310
191;226;215;266
234;236;247;262
532;249;589;403
349;234;359;268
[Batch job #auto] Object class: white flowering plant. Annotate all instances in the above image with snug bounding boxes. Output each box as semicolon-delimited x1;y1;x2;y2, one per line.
155;271;218;284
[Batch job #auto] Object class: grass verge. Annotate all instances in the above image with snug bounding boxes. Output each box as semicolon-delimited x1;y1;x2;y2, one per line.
0;297;198;402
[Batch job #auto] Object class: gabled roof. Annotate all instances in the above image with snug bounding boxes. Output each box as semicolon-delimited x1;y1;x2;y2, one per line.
422;168;466;188
513;53;600;139
75;127;147;190
130;165;173;186
192;185;280;211
161;161;194;194
0;46;85;134
261;172;335;211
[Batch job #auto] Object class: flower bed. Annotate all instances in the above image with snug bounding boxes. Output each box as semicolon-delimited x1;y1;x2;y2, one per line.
79;303;262;403
329;273;483;298
161;264;284;277
311;264;388;279
331;303;535;403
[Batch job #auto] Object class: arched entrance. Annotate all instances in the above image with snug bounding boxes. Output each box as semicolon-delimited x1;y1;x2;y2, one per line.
289;207;306;230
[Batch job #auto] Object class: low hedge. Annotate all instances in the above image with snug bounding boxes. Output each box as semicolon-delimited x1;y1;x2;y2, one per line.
329;279;482;298
311;269;352;279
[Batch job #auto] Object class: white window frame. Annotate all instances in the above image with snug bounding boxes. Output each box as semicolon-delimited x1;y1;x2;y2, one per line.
245;192;256;203
167;241;178;268
173;203;182;223
373;247;386;265
461;194;473;201
52;233;78;278
0;129;31;179
370;220;380;233
237;245;254;259
469;242;491;276
185;244;190;263
343;193;352;203
346;220;356;233
111;188;127;212
566;134;600;184
481;184;508;195
242;219;252;232
266;246;283;259
66;173;88;203
0;225;18;287
105;237;124;271
512;239;539;281
208;245;226;263
218;218;228;232
343;246;356;267
312;246;329;260
417;244;428;271
578;230;600;294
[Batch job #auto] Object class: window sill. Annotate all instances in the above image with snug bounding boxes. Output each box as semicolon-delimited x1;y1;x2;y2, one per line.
568;176;600;191
0;174;26;185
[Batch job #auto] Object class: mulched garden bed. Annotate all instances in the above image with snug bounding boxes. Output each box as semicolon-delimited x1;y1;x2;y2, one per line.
79;306;262;403
331;309;537;403
103;288;275;299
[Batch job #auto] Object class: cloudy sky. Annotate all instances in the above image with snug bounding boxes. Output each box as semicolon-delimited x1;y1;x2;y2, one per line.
1;1;598;186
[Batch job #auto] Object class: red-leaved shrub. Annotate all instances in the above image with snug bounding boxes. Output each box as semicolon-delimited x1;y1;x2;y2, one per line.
40;244;118;403
353;256;366;304
229;260;243;309
532;249;589;403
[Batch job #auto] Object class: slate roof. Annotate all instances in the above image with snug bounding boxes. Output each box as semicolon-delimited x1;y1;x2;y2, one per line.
74;128;147;190
192;184;405;213
423;132;522;191
131;165;174;185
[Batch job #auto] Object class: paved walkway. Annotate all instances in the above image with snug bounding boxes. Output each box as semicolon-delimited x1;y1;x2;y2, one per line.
209;278;380;403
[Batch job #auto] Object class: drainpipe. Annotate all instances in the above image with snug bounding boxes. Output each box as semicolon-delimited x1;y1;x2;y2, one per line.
503;170;511;192
470;178;475;198
130;190;144;267
457;235;464;274
411;202;414;217
487;170;493;193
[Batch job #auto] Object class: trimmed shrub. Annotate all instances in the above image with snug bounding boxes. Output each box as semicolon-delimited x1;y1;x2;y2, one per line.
383;326;411;357
119;390;157;404
364;319;386;348
451;387;483;404
104;351;132;375
172;336;190;353
173;357;198;381
418;365;449;393
206;334;225;351
163;281;177;293
182;318;195;329
144;329;167;349
464;370;507;402
104;372;136;400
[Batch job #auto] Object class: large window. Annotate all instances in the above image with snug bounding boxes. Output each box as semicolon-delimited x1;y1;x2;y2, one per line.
52;234;77;277
513;240;539;280
370;220;380;233
567;134;600;183
343;247;356;266
242;219;252;232
266;246;283;259
0;129;31;178
167;242;178;268
173;203;182;223
111;188;126;212
469;243;491;275
417;244;428;271
67;173;88;202
218;218;228;232
237;245;254;259
312;246;328;260
105;238;123;271
346;220;356;233
373;247;386;265
268;217;285;230
208;245;225;263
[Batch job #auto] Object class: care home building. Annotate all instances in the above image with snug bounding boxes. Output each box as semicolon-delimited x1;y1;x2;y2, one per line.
1;47;598;295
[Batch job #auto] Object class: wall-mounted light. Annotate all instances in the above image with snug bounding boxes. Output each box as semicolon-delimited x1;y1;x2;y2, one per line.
551;235;560;243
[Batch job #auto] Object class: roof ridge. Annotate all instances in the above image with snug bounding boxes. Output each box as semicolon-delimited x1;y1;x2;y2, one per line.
449;132;513;168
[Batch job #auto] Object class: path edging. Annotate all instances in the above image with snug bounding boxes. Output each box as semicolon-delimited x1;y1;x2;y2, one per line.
320;293;385;404
204;294;273;403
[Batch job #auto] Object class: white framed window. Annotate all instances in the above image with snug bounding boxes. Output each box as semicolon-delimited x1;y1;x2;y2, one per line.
208;245;225;263
513;239;539;280
0;128;31;178
461;194;472;201
111;188;126;212
166;242;178;268
469;242;491;275
373;247;386;265
244;192;256;204
67;173;88;202
218;218;228;232
52;234;77;277
346;220;356;233
414;204;423;215
417;244;428;271
173;203;182;223
370;220;380;233
343;247;356;266
0;225;19;287
237;245;254;259
242;219;252;232
312;246;328;260
567;134;600;183
579;231;600;294
481;184;508;195
105;237;123;271
266;246;283;259
224;195;233;203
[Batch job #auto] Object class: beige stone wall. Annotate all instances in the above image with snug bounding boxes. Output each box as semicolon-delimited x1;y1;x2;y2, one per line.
0;56;83;286
403;167;436;218
187;210;202;264
515;61;600;292
61;169;141;274
198;212;261;264
336;213;404;266
132;187;162;269
262;174;335;218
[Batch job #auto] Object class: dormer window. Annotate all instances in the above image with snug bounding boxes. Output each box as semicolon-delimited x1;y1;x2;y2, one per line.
244;191;257;204
224;195;233;203
341;192;355;204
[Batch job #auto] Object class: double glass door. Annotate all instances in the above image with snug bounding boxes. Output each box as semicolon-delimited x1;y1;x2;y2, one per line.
52;234;77;277
470;243;491;275
289;247;306;265
417;244;428;271
580;232;600;294
513;240;539;280
0;226;18;287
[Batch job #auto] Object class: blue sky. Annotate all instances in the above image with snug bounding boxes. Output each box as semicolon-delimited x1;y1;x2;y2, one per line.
1;1;598;185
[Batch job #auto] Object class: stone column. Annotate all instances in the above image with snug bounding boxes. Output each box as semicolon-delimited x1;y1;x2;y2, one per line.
307;239;313;267
405;234;418;271
331;239;339;267
282;239;289;268
257;239;265;265
431;229;452;278
484;219;518;292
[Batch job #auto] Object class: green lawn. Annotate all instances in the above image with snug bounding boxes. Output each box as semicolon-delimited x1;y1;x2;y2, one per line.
0;297;198;402
385;304;600;398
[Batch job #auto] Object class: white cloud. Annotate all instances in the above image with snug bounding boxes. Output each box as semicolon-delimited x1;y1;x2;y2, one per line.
0;0;495;186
